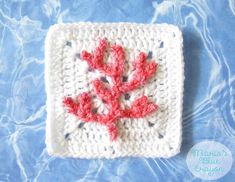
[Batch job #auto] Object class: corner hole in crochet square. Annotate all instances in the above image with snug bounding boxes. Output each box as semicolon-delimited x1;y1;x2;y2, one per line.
78;122;85;128
158;133;164;139
148;121;154;127
64;133;70;140
75;53;80;59
66;41;72;47
147;51;153;59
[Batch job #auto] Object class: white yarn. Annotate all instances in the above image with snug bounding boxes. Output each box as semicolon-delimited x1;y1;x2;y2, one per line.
45;22;184;158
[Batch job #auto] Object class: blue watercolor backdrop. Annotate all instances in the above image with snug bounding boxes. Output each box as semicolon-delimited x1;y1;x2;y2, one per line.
0;0;235;181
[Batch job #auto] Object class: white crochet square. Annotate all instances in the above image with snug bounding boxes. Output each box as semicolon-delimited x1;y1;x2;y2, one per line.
45;23;184;158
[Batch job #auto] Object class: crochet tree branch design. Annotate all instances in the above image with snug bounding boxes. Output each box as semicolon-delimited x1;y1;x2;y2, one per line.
63;39;158;140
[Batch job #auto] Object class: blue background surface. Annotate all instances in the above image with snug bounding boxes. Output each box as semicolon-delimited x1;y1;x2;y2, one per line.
0;0;235;181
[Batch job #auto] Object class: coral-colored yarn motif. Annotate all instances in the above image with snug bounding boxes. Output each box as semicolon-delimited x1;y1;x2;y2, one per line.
63;39;158;140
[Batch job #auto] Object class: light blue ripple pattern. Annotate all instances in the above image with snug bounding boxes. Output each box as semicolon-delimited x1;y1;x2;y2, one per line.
0;0;235;181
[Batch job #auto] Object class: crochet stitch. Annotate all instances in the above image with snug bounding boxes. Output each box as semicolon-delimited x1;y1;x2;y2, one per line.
45;23;184;158
63;39;158;141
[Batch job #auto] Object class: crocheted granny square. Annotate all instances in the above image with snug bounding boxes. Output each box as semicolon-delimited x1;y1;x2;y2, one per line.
45;23;184;158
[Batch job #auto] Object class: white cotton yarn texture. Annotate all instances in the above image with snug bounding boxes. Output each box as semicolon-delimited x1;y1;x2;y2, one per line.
45;22;184;159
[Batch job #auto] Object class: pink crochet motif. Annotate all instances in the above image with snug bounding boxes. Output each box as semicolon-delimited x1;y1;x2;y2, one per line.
63;39;158;140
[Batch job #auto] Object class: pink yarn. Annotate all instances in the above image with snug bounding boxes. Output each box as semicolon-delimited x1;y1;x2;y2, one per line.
63;39;158;140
